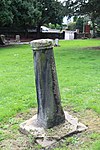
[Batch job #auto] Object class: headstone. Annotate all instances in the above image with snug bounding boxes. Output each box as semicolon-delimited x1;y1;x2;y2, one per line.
31;39;65;128
0;35;5;45
54;38;59;46
1;35;6;43
16;35;20;43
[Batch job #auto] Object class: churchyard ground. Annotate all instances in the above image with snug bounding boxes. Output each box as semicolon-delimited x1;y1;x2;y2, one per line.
0;39;100;149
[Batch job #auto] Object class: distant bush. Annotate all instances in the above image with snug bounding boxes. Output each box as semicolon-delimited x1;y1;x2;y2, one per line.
48;23;61;30
68;22;76;31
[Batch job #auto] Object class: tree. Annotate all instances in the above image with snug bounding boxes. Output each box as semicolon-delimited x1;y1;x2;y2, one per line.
11;0;41;29
63;0;74;17
0;0;13;26
63;0;100;37
68;22;76;30
0;0;64;37
76;17;83;33
96;17;100;31
77;0;100;37
34;0;64;36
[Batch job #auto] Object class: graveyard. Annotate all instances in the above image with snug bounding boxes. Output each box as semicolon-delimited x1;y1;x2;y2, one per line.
0;39;100;149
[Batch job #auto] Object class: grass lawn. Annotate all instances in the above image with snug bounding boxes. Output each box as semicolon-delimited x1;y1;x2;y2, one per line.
55;40;100;113
0;39;100;149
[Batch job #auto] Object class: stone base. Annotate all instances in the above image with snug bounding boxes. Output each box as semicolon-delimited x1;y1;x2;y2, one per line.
19;111;88;148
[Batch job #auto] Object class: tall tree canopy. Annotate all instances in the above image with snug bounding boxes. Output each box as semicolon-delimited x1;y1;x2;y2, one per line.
63;0;100;36
76;0;100;36
63;0;100;17
0;0;63;30
0;0;13;26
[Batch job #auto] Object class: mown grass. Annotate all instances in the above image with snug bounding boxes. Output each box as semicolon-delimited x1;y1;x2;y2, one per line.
0;45;37;122
0;39;100;122
0;39;100;149
55;39;100;113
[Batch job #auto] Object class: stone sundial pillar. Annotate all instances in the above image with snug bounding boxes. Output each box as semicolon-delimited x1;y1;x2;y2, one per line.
31;39;65;129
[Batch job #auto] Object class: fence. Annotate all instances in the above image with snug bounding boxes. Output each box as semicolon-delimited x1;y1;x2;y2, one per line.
0;28;65;41
0;27;93;42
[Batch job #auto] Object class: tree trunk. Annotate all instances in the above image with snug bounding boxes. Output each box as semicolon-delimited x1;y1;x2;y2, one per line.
37;25;41;39
92;19;96;38
91;12;96;38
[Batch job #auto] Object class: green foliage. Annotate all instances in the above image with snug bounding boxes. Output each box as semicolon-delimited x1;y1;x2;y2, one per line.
0;0;13;26
66;0;100;18
67;22;76;30
56;24;62;30
89;133;100;140
63;0;100;36
75;0;100;36
73;16;77;22
54;39;100;113
96;17;100;31
48;23;56;29
0;45;37;122
63;0;74;17
76;17;83;32
90;141;100;150
48;23;61;30
0;0;63;29
0;40;100;150
11;0;41;28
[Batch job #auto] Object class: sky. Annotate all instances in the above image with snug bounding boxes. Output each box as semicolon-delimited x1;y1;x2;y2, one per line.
58;0;65;2
58;0;73;24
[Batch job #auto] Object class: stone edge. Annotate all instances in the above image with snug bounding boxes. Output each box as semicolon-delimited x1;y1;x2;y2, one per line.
19;111;88;147
30;39;54;51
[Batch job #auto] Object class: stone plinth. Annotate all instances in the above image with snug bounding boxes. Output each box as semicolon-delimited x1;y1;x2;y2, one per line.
20;111;88;148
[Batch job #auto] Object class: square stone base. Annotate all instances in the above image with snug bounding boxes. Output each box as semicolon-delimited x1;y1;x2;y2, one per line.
19;111;88;147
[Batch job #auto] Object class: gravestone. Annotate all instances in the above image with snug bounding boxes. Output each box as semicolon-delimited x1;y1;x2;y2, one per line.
0;35;5;45
16;35;20;43
54;38;59;46
31;39;65;128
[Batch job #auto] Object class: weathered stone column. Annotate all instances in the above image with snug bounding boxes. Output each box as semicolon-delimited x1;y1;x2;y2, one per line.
31;39;65;128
